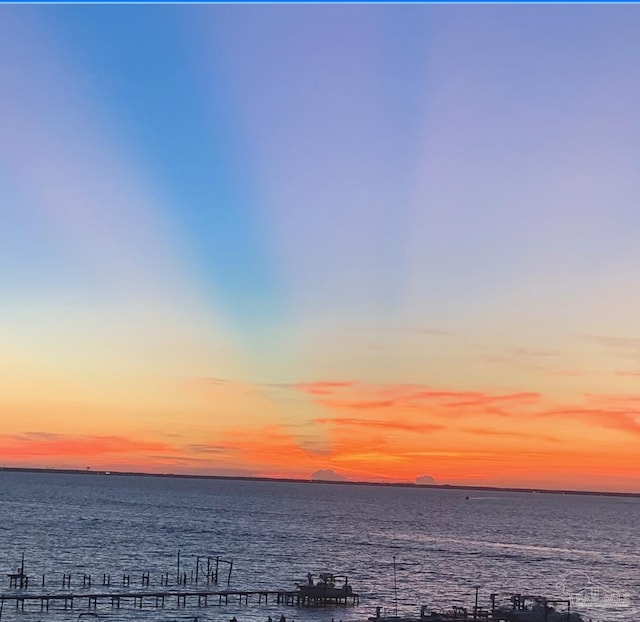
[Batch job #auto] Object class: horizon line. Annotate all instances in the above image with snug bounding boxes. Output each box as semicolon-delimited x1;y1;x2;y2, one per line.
2;466;639;499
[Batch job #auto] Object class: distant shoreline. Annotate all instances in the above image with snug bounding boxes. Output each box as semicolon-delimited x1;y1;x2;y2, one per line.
1;465;639;498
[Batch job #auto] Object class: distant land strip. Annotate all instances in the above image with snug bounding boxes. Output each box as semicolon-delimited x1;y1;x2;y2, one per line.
1;466;639;499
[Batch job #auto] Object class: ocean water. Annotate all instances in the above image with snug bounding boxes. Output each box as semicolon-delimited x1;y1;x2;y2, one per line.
0;472;638;622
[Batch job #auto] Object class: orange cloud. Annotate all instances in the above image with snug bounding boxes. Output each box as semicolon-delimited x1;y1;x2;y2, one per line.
535;391;640;438
295;381;357;395
0;433;171;459
4;375;637;491
614;370;640;377
460;427;559;443
271;379;640;487
212;424;329;476
540;407;640;437
297;380;541;415
584;393;640;405
550;369;594;377
315;416;444;433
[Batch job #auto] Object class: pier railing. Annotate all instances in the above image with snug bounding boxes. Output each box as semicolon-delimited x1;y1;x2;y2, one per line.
0;553;359;617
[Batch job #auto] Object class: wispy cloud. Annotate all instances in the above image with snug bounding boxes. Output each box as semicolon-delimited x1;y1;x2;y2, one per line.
0;433;172;458
479;345;559;370
212;424;331;474
297;380;541;415
460;427;559;443
539;407;640;437
405;327;455;336
186;443;235;455
586;335;640;350
509;347;558;358
295;380;357;396
315;417;444;433
584;393;640;405
584;335;640;361
549;369;594;377
185;376;270;396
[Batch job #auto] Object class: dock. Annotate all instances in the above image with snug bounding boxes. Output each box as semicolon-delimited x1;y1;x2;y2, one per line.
1;554;359;616
0;551;360;620
0;587;359;613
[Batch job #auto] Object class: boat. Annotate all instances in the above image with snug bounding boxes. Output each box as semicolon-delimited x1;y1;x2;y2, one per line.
369;604;484;622
296;572;354;599
289;572;359;606
490;593;584;622
368;593;584;622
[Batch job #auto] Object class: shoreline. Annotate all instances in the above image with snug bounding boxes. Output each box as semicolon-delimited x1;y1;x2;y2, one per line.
1;465;639;499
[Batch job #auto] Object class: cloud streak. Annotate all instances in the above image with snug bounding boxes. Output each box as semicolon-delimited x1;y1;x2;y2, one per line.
315;416;444;433
460;427;559;443
539;407;640;437
297;380;541;414
0;433;172;459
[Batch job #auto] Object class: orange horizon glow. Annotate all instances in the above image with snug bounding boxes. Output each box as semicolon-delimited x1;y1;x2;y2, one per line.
2;375;639;493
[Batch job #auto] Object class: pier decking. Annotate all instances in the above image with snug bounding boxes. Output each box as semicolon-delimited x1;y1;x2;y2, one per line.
0;587;359;613
1;553;359;617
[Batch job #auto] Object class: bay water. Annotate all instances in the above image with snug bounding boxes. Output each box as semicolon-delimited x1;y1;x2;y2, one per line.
0;472;638;622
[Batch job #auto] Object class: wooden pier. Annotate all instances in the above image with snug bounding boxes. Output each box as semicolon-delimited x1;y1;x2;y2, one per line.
0;587;359;614
1;554;359;616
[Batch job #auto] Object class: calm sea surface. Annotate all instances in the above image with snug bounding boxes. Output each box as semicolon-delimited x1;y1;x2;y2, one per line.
0;472;638;622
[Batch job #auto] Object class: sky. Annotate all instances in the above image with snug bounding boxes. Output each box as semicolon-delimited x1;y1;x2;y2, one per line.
1;4;640;492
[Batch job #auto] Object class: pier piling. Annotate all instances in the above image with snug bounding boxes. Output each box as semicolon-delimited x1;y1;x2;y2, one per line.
2;552;359;615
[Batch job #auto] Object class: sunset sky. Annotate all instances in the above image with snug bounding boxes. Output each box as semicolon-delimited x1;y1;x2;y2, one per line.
1;5;640;492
